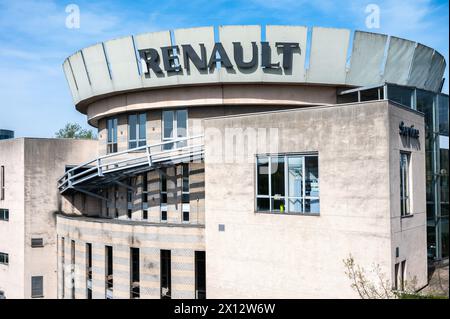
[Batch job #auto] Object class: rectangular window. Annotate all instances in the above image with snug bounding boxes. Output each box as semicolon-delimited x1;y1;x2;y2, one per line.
105;245;113;299
400;152;411;216
0;208;8;221
71;240;75;299
160;169;167;221
107;117;118;154
142;173;148;204
256;154;319;214
0;252;8;265
195;251;206;299
162;109;188;150
61;237;65;299
128;113;147;149
86;243;92;299
182;164;190;222
31;276;44;298
0;165;4;200
142;210;148;220
160;250;171;299
31;238;44;248
130;248;140;299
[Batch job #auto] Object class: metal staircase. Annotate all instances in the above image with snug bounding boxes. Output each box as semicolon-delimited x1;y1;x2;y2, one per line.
58;135;204;195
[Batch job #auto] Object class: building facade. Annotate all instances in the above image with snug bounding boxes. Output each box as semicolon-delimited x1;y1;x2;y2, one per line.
1;25;448;299
0;138;96;298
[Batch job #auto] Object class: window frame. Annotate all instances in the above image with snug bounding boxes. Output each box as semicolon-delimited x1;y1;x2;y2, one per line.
0;208;8;221
0;252;9;265
181;164;190;222
31;238;44;248
0;165;4;200
31;276;44;298
160;169;168;222
255;153;320;215
128;113;147;149
162;109;188;150
400;152;412;217
106;117;118;154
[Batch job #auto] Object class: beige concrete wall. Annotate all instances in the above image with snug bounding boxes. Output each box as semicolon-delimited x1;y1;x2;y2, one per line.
388;104;427;290
0;138;97;299
203;101;426;298
85;84;337;127
23;138;97;299
0;139;25;299
56;215;205;299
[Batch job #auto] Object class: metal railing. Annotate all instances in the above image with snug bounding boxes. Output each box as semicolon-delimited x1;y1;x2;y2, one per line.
58;135;204;193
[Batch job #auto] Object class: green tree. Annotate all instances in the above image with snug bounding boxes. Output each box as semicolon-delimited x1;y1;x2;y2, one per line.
55;123;96;139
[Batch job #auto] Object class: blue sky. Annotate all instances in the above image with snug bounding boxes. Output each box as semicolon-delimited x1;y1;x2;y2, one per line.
0;0;448;138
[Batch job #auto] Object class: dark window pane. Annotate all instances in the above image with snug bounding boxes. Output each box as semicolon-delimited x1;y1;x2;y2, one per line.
272;198;285;212
129;114;137;141
257;157;269;195
360;88;381;101
177;110;187;138
257;198;270;211
271;156;285;197
387;84;414;108
139;113;146;140
305;157;319;197
163;111;174;139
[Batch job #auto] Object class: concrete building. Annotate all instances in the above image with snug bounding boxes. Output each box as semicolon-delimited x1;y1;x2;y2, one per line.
1;25;448;299
0;138;96;299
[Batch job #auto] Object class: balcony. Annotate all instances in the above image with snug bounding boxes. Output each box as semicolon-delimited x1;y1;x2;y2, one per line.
58;135;204;195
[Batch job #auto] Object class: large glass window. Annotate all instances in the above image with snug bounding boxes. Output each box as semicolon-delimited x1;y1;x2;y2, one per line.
256;154;319;214
400;152;411;216
387;84;414;108
107;118;118;154
128;113;146;149
162;109;188;150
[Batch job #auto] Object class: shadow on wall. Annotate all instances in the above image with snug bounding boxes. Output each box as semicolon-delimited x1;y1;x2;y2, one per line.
400;136;421;151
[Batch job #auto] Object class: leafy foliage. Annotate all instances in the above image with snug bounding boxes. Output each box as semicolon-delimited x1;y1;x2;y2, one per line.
55;123;96;139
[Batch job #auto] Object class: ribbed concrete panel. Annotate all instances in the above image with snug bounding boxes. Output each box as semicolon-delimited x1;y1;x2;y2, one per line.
307;27;350;84
82;43;114;96
425;51;446;92
264;25;307;82
219;25;262;82
61;26;446;109
174;26;219;85
408;43;434;88
62;59;80;104
346;31;388;86
68;52;92;101
134;30;178;87
103;36;141;92
383;36;416;85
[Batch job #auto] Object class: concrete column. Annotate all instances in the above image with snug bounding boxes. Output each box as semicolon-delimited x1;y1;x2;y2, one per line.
91;243;106;299
171;249;195;299
74;241;87;299
140;247;160;299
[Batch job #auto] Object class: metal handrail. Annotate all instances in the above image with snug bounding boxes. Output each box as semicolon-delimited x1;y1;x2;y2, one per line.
58;135;204;192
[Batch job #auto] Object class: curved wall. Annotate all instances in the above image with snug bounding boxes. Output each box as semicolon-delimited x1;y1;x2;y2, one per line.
57;215;205;299
63;25;446;111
